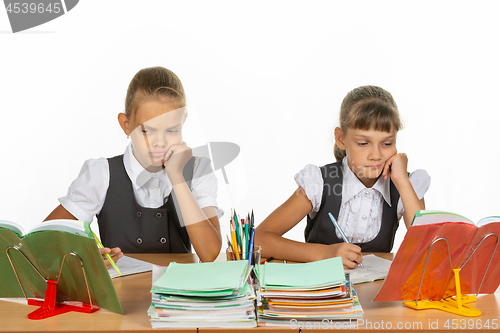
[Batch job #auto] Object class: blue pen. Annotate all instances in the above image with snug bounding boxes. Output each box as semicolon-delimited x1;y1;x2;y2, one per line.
248;229;255;266
328;212;363;268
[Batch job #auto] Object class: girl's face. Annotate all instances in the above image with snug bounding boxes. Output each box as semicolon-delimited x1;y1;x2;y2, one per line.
119;100;186;172
335;127;397;188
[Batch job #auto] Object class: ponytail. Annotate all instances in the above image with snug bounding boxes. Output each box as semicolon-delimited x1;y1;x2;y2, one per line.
334;143;346;161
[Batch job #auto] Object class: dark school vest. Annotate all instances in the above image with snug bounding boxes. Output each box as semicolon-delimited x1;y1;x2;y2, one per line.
96;155;195;253
304;160;400;252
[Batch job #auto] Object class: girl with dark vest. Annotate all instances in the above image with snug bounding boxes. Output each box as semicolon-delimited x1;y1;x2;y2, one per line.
45;67;222;265
255;86;430;268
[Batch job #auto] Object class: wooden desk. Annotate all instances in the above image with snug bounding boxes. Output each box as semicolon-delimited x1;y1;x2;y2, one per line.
0;253;499;332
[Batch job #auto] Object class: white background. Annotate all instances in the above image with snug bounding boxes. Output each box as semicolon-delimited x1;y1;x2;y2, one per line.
1;1;499;253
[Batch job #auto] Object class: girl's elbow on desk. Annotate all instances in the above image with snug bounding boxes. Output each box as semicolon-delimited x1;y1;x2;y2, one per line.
197;231;222;262
198;250;219;262
196;237;222;262
253;229;277;258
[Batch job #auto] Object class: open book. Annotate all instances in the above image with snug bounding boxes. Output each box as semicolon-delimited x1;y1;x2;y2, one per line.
0;219;122;314
0;219;93;237
410;210;500;227
374;210;500;302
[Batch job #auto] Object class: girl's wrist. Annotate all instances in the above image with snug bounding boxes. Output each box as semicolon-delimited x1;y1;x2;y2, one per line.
392;175;411;191
167;171;185;185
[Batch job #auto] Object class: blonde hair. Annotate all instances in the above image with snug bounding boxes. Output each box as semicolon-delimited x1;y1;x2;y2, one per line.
334;85;402;161
124;66;186;119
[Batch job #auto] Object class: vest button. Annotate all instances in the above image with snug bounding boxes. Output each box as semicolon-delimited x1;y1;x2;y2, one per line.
156;212;163;218
160;237;167;244
136;237;143;244
137;211;142;217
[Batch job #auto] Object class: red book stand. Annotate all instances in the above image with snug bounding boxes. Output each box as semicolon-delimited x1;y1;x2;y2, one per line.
6;247;100;319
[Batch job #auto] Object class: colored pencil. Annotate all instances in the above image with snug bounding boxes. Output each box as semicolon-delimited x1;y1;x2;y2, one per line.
245;213;250;253
233;211;241;253
92;231;121;276
230;222;240;260
226;235;234;260
248;229;255;266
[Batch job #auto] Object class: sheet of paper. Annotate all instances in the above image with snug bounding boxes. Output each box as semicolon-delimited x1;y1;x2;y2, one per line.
346;254;392;284
108;255;153;279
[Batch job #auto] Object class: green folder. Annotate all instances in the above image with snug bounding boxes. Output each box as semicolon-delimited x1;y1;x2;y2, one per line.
258;257;346;289
152;260;251;297
0;220;123;314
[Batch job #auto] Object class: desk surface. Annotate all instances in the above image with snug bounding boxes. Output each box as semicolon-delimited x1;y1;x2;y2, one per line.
1;253;499;333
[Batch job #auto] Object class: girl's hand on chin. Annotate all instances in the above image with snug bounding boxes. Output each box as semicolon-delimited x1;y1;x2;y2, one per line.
382;153;409;183
163;142;192;181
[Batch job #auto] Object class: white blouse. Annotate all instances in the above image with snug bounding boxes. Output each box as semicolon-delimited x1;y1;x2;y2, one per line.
59;143;223;223
294;157;430;243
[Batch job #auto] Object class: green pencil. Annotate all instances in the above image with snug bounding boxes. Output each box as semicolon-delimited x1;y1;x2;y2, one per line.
92;231;122;276
233;211;242;253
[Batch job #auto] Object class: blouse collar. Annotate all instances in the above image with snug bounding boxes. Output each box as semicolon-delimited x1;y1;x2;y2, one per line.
123;143;171;190
341;157;392;206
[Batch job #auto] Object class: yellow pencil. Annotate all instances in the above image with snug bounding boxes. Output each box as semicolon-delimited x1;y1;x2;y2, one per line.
92;231;122;276
230;227;240;260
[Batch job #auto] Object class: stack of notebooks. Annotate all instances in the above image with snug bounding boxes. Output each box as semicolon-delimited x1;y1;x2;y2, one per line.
149;260;257;328
254;257;363;327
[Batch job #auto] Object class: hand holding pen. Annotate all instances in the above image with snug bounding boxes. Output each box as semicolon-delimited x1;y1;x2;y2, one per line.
92;231;123;275
99;247;123;272
328;213;363;268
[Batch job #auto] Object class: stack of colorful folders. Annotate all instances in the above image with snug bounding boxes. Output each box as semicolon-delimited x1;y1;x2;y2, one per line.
149;260;257;328
254;257;363;327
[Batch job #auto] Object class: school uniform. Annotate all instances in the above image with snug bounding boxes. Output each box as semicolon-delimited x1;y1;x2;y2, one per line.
295;157;430;252
59;143;222;253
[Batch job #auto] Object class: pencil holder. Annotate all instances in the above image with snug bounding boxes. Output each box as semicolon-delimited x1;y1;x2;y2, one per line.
226;246;262;265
